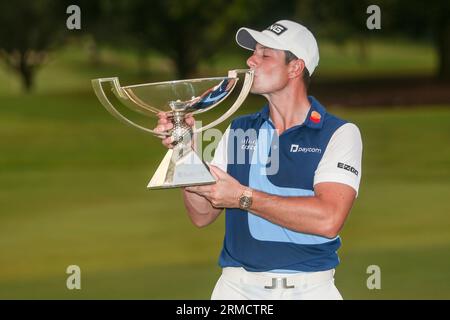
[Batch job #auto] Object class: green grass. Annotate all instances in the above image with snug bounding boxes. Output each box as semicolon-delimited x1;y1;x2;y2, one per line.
1;93;449;299
0;38;449;299
315;38;437;78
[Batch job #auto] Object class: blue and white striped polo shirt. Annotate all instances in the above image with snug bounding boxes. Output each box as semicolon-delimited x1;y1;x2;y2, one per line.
210;96;362;272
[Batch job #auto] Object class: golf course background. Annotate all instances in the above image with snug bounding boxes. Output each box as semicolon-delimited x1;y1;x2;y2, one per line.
0;38;449;299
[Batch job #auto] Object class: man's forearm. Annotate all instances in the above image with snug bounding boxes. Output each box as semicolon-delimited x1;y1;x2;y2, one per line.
182;189;222;227
250;185;354;238
250;190;332;237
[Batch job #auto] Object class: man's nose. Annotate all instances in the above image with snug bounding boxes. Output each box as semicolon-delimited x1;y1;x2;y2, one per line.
247;54;258;69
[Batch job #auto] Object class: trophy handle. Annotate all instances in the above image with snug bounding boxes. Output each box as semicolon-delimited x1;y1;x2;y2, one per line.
91;77;169;137
193;69;254;134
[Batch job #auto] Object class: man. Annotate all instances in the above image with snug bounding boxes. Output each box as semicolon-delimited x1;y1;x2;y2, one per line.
155;20;362;300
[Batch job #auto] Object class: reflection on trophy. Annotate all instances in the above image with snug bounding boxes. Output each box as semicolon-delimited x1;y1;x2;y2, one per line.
91;69;254;189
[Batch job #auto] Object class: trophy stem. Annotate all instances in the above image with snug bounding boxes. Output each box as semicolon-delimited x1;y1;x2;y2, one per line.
171;111;192;146
147;111;216;189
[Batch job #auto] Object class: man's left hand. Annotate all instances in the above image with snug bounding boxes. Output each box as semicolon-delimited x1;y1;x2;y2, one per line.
185;165;244;208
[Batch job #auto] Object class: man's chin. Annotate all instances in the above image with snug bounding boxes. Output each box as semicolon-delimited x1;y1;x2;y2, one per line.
250;88;266;95
250;84;263;94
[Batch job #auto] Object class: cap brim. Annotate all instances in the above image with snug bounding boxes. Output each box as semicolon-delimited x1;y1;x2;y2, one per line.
236;27;285;52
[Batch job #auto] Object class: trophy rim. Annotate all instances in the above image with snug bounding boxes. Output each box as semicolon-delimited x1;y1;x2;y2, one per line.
91;69;253;138
122;75;238;90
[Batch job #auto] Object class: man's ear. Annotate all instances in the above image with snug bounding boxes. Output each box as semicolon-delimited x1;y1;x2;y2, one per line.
288;59;305;79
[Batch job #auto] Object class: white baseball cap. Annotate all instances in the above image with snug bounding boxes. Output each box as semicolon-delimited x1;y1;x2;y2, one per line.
236;20;319;75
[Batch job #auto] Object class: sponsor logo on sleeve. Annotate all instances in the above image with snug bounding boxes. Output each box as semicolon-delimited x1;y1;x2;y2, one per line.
337;162;359;176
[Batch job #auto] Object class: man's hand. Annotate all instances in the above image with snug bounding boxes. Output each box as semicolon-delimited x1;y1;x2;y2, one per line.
153;112;195;149
185;165;244;209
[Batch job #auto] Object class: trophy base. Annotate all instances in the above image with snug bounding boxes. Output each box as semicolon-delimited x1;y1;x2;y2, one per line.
147;147;216;189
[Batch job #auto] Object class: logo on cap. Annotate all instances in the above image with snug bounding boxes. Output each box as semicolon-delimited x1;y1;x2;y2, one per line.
266;23;287;36
310;111;321;124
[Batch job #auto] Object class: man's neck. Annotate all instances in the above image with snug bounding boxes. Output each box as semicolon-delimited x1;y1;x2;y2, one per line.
263;84;311;134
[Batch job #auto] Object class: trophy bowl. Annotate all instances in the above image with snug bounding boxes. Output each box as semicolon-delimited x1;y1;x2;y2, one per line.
120;76;237;114
91;69;254;189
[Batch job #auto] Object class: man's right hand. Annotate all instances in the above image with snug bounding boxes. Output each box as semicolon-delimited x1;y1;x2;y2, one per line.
154;112;195;149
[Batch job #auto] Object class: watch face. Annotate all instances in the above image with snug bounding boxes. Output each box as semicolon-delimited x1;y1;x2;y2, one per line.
240;196;252;209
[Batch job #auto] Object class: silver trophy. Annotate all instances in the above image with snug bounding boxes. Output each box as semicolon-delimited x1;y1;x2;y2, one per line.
91;69;254;189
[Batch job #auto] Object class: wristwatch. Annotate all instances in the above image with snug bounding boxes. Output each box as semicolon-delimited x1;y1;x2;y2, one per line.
238;188;253;210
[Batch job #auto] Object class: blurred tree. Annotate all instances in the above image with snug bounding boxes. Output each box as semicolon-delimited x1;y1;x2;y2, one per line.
295;0;382;64
294;0;450;80
63;0;257;76
388;0;450;80
29;0;297;79
69;0;131;66
0;0;67;92
123;0;297;78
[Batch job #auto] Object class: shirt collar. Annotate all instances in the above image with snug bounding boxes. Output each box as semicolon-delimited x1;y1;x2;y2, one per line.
254;96;326;130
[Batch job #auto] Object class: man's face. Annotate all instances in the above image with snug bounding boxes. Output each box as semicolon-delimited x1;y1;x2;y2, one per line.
246;43;290;95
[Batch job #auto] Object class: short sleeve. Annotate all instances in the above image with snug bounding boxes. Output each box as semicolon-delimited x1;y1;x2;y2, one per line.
208;125;230;172
314;123;363;196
